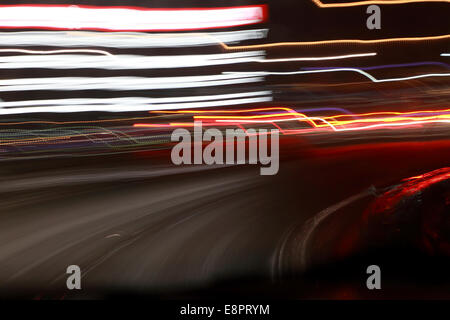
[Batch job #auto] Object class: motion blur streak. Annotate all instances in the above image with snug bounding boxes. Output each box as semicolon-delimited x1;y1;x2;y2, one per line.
0;30;269;48
0;51;265;70
0;91;272;109
0;74;264;92
233;69;450;83
149;107;351;115
0;95;273;114
0;5;267;31
0;52;380;70
221;34;450;49
136;108;450;133
311;0;450;8
303;61;450;71
257;52;377;62
0;48;112;56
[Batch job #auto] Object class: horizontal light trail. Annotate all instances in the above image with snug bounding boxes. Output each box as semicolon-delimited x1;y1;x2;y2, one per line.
0;48;112;56
196;108;450;120
228;68;450;83
0;29;268;48
0;51;378;70
136;107;450;134
139;117;450;132
257;52;376;63
303;61;450;71
221;34;450;50
206;108;450;132
2;30;447;51
214;115;450;132
326;108;450;120
442;53;450;56
311;0;450;8
205;110;450;124
0;91;272;114
152;106;354;116
0;91;272;108
0;5;267;31
0;74;264;92
0;51;265;70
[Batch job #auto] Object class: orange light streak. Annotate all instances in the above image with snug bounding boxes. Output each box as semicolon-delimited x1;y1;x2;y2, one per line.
220;34;450;50
137;107;450;134
311;0;450;8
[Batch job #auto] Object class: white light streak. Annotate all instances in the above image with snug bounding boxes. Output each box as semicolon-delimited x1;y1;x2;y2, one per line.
0;74;264;92
0;48;112;56
257;52;376;63
229;68;450;83
0;5;266;31
0;91;272;114
0;30;268;48
0;51;265;70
